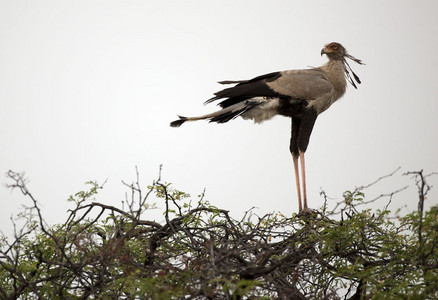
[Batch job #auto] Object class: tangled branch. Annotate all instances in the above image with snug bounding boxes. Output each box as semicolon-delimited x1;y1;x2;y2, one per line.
0;169;437;299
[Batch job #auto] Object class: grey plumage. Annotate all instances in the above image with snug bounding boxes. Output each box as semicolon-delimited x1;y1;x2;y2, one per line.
170;42;363;212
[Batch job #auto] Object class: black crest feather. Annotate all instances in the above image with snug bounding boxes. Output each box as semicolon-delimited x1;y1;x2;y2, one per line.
343;53;364;89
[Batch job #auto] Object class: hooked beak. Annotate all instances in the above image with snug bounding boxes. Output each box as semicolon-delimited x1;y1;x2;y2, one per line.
321;48;327;56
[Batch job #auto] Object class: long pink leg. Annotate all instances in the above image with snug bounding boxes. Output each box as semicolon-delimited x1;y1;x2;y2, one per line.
299;151;308;210
292;154;302;212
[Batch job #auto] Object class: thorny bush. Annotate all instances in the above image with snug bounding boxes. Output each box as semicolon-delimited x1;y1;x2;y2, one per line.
0;168;437;299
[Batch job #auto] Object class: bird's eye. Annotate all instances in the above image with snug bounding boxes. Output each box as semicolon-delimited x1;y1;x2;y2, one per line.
332;45;338;50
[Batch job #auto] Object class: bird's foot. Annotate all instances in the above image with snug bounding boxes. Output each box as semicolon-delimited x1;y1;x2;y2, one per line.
297;207;319;217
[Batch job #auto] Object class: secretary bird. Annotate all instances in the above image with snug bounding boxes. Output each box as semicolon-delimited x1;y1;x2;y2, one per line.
170;42;363;212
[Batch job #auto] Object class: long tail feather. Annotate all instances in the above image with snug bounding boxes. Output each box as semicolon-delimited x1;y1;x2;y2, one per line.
170;101;261;127
170;116;188;127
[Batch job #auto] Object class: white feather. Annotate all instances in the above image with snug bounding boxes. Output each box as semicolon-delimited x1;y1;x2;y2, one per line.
241;97;280;123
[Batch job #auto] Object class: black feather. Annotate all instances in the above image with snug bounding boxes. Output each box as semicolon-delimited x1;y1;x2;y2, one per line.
205;72;282;106
352;71;361;84
218;80;247;85
209;109;246;123
343;60;361;89
209;101;261;123
242;71;283;84
170;116;187;127
218;96;252;108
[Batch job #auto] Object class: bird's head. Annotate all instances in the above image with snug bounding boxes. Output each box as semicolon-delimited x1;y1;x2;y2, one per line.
321;42;364;88
321;42;346;60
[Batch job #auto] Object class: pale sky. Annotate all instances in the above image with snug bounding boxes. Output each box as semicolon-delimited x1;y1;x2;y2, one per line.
1;1;437;233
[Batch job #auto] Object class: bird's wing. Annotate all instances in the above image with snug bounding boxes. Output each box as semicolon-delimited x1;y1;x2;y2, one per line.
205;72;282;107
268;69;334;100
206;69;334;108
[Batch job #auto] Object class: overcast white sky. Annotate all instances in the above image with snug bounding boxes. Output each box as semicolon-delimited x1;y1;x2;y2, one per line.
1;1;437;233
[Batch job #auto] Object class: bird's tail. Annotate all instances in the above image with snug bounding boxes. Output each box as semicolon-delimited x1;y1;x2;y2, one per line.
169;101;261;127
170;116;188;127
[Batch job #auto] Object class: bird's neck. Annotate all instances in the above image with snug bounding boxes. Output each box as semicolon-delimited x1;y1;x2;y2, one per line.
321;60;347;100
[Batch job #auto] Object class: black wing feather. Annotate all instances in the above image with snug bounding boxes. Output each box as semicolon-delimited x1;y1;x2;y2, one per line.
217;71;282;86
205;71;283;108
